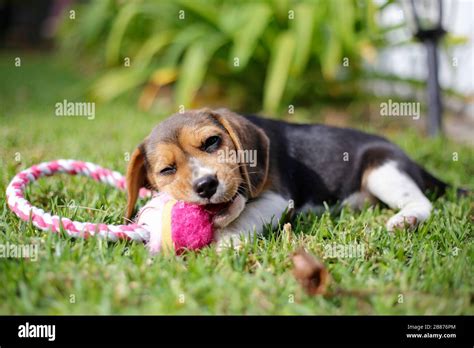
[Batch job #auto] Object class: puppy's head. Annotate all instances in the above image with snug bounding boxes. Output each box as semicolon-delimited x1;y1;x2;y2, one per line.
125;108;269;220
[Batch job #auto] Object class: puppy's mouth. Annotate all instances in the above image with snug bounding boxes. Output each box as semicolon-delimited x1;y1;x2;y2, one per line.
204;193;239;216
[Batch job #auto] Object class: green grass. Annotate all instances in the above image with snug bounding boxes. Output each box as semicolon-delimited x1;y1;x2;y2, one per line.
0;53;473;315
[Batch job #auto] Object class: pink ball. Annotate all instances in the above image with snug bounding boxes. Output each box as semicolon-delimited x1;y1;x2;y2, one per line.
171;201;214;253
137;194;214;254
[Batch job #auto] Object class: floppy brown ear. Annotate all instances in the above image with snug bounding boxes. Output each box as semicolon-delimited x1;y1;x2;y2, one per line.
125;144;150;221
211;108;270;198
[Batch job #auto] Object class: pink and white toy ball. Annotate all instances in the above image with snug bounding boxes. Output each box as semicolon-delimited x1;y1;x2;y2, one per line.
137;193;217;255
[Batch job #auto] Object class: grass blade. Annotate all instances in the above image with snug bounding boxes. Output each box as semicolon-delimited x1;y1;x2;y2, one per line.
105;2;139;66
290;2;316;76
263;31;295;113
321;28;341;80
90;67;150;102
175;34;225;107
230;3;271;70
134;31;174;68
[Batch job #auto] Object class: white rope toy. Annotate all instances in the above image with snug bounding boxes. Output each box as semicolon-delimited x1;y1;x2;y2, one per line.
6;160;152;242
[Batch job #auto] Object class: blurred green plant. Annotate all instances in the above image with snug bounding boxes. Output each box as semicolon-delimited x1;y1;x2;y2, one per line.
58;0;398;113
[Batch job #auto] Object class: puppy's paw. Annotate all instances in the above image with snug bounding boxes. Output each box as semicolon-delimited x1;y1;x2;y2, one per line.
386;214;418;231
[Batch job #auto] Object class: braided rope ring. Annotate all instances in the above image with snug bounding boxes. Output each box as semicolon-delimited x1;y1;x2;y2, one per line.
6;159;152;242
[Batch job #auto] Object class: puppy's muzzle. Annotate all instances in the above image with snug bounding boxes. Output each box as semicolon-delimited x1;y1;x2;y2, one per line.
193;175;218;199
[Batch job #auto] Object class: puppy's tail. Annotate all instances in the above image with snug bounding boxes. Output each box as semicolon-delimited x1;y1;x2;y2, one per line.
420;167;469;198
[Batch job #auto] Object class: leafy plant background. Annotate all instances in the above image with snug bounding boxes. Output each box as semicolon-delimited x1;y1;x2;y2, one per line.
58;0;398;114
58;0;468;118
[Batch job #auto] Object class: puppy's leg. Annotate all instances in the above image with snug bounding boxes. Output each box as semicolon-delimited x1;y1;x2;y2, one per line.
365;161;432;231
214;191;289;250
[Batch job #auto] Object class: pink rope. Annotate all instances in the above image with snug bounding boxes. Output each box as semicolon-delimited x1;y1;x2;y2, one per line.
6;159;152;242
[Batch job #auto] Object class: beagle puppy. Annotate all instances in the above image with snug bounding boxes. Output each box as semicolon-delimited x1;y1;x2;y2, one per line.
126;108;454;249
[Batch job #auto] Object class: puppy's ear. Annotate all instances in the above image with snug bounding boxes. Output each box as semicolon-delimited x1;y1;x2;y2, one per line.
125;143;150;221
210;108;270;198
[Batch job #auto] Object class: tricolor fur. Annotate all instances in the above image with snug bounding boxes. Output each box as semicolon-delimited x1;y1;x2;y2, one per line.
126;108;460;249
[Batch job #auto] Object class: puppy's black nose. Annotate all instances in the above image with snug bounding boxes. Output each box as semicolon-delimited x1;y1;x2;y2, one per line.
193;175;218;199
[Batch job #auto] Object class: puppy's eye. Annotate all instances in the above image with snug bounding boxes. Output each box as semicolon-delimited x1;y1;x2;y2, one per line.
159;165;176;176
202;135;221;153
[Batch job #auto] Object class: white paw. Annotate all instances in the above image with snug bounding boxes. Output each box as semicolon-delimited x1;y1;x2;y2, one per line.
386;214;418;231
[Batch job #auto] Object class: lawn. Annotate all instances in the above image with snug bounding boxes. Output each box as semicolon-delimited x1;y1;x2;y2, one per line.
0;53;473;315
